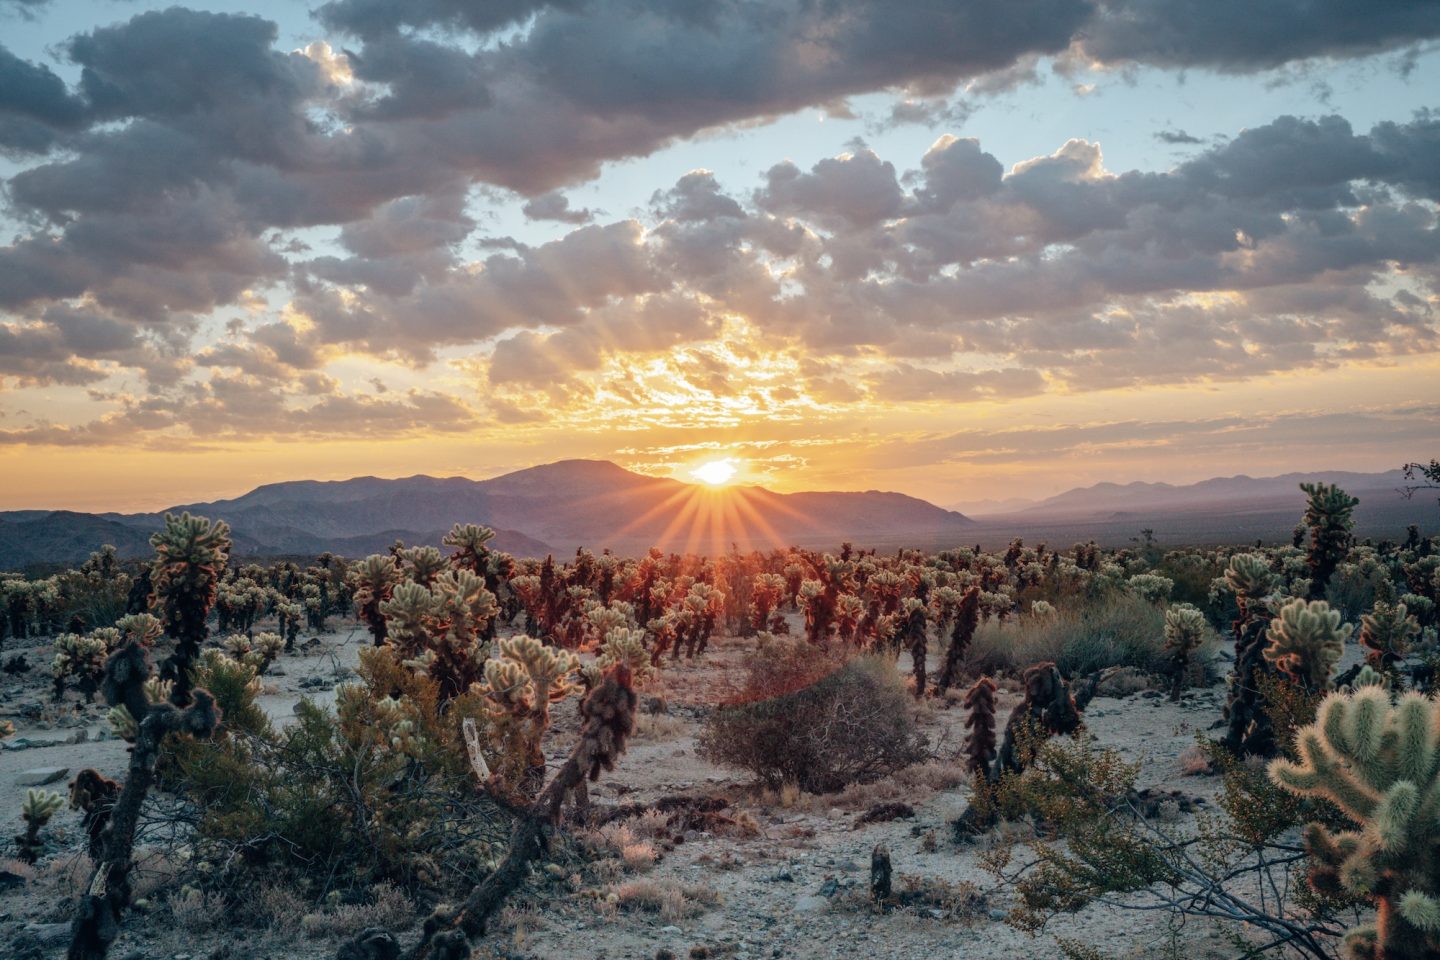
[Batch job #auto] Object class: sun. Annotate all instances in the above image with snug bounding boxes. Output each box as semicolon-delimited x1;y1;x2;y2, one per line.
690;459;738;486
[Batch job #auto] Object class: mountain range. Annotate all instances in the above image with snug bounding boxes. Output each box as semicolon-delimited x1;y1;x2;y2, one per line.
1;462;1431;570
0;460;974;568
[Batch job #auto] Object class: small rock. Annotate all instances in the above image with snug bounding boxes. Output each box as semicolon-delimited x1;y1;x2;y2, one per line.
988;908;1008;921
793;895;828;913
22;922;70;945
67;729;89;744
16;767;69;786
659;925;682;935
817;878;838;897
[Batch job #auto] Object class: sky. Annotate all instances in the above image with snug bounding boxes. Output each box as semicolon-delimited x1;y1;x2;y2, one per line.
0;0;1438;513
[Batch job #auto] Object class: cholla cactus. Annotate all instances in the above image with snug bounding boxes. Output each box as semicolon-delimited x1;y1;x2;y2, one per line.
275;599;303;650
962;675;998;778
594;627;656;686
1264;598;1352;693
935;586;980;694
1127;573;1174;604
1163;603;1209;701
113;614;162;646
750;573;787;635
352;554;399;646
69;769;120;861
583;602;630;649
150;512;231;705
1300;481;1359;600
399;546;447;586
1226;553;1276;621
380;580;442;656
443;523;496;571
1360;602;1420;678
53;632;112;702
222;632;285;674
1223;552;1282;758
897;596;928;697
1270;686;1440;959
995;661;1084;777
476;636;582;801
15;788;64;864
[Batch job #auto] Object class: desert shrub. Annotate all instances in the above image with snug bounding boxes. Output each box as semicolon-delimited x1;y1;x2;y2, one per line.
963;593;1168;678
167;647;510;893
698;655;928;792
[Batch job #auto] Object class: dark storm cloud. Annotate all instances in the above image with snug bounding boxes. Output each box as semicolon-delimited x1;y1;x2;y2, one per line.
1078;0;1440;72
0;45;88;153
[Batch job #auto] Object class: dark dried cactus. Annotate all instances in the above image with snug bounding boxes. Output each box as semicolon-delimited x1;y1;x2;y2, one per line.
994;661;1083;777
69;769;120;862
936;586;980;694
962;676;998;778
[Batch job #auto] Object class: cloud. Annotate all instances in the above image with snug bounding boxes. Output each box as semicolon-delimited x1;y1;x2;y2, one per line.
1155;129;1204;145
1075;0;1440;72
522;190;595;224
3;3;1440;452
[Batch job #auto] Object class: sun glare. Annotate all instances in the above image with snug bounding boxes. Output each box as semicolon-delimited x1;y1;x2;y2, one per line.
690;459;738;486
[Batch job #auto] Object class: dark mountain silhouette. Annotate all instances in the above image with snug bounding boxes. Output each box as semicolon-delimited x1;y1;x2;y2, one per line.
0;459;974;567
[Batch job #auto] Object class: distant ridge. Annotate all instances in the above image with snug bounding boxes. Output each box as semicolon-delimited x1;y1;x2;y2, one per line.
0;459;973;567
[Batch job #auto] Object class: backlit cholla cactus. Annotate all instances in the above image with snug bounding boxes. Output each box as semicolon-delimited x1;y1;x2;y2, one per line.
443;523;496;572
833;593;865;644
1163;603;1209;701
391;570;501;702
1300;481;1360;600
353;554;399;646
113;613;162;647
750;573;787;635
150;512;231;705
380;580;441;656
1264;598;1352;693
15;788;63;864
1127;573;1174;605
399;546;447;587
681;582;724;657
476;636;582;801
592;627;656;687
222;632;285;675
53;632;113;702
1360;602;1420;679
275;598;303;650
1270;686;1440;960
582;602;630;648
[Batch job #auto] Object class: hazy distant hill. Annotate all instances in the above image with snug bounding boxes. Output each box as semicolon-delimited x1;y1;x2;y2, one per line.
0;460;974;567
958;468;1431;548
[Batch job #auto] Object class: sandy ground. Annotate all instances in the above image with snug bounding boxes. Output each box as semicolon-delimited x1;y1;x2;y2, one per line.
0;619;1342;960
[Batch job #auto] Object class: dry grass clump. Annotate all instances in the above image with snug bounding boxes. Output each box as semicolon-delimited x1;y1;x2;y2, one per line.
577;821;660;873
700;654;928;792
608;879;720;921
299;882;413;939
962;593;1169;678
633;710;688;740
169;887;227;932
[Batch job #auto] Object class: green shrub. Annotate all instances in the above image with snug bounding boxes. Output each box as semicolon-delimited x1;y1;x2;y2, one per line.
697;655;927;792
